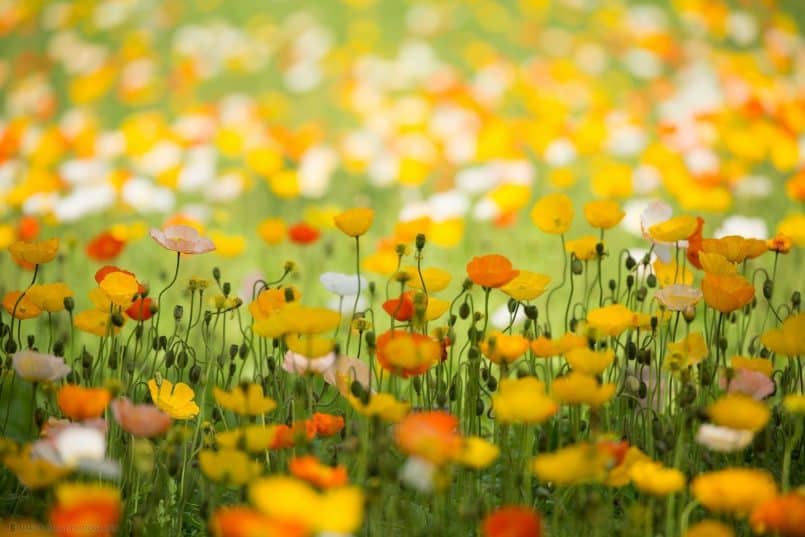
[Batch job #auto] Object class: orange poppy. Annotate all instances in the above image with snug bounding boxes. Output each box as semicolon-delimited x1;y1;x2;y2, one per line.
3;291;41;320
395;411;462;465
382;291;415;321
270;421;317;449
701;236;768;264
16;215;40;241
86;232;126;261
49;483;121;537
288;222;320;245
686;216;705;270
482;505;542;537
466;254;519;288
289;455;349;489
751;493;805;537
375;330;441;377
57;385;111;421
311;412;344;437
210;507;307;537
701;273;755;313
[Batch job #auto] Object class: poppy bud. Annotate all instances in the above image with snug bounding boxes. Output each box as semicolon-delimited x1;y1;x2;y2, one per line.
229;344;238;359
415;233;426;251
283;260;296;274
267;357;275;372
350;380;363;398
525;305;538;320
177;351;188;369
164;350;175;368
637;349;651;365
211;407;222;422
228;362;236;378
364;331;375;347
625;341;636;360
650;316;658;330
204;311;212;325
284;287;296;302
448;314;457;326
462;278;474;291
763;280;773;300
507;298;518;313
683;306;696;323
159;336;167;350
792;291;801;308
626;275;635;289
569;318;578;332
111;312;124;327
135;324;144;340
636;287;647;302
412;377;422;394
212;267;221;282
52;340;64;357
108;352;118;370
27;335;35;349
189;365;202;384
486;377;497;392
595;242;604;256
458;302;470;320
173;305;183;321
625;256;636;270
646;274;657;288
222;282;231;297
475;398;484;416
239;344;249;359
449;381;458;401
608;279;616;292
367;281;376;296
63;296;74;312
468;347;480;361
571;258;583;275
360;390;370;406
436;392;447;407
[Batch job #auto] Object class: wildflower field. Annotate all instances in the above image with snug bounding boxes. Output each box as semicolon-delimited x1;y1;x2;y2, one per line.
2;0;805;536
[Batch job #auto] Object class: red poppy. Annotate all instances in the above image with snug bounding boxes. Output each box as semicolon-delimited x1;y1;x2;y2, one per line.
482;506;542;537
86;232;126;261
126;297;155;321
686;216;705;270
288;222;320;245
382;291;414;321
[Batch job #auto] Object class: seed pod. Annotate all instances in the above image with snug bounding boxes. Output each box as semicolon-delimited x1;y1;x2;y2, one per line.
571;258;583;275
415;233;426;251
173;305;184;321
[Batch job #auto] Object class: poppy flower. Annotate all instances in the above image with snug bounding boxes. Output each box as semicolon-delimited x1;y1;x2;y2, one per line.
767;232;793;254
500;271;551;301
199;449;262;486
701;273;755;313
584;199;624;230
482;505;542;537
3;446;71;489
269;421;317;449
333;207;374;237
283;348;337;375
99;271;139;307
213;384;277;416
147;379;199;420
382;291;415;321
111;398;171;438
551;372;616;407
760;312;805;356
480;331;529;365
695;424;754;453
25;283;73;313
290;455;349;489
628;461;685;496
654;284;702;311
257;218;287;245
150;225;215;254
49;482;121;537
125;297;155;321
288;222;320;245
74;309;119;337
530;193;573;235
86;232;125;261
456;436;500;469
395;411;462;465
648;215;699;243
686;216;705;269
249;287;300;320
347;391;410;423
311;412;344;437
12;350;71;383
3;291;41;320
565;236;599;261
57;385;111;421
751;493;805;537
466;254;519;288
375;330;441;377
707;393;770;432
8;238;59;265
701;236;768;264
210;507;307;537
691;468;778;516
492;377;558;424
16;215;40;241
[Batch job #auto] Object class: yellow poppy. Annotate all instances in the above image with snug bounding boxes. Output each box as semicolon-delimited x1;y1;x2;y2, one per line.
213;384;277;416
584;199;624;230
199;449;262;486
26;283;73;313
500;271;551;301
530;193;573;235
334;208;374;237
148;379;200;420
8;238;59;265
492;377;558;424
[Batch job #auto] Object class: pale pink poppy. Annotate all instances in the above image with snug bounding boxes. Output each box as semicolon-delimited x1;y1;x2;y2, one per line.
111;397;172;438
719;368;775;400
149;225;215;254
282;350;336;375
322;355;371;394
654;284;702;311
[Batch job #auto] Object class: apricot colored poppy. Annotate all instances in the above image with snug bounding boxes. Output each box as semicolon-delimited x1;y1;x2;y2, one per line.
311;412;344;437
3;291;41;320
466;254;519;288
751;493;805;537
701;273;755;313
288;222;320;245
375;330;441;377
210;506;307;537
49;483;121;537
57;385;111;421
86;232;125;261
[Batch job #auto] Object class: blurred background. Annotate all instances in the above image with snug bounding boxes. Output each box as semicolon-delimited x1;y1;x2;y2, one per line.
1;0;805;296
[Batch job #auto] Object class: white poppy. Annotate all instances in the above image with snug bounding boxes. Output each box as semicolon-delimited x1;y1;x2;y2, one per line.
399;456;436;493
695;424;754;453
320;272;367;297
